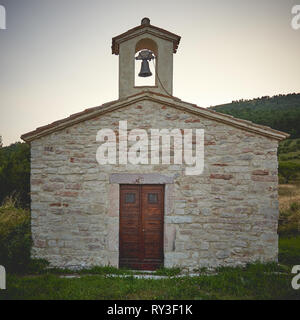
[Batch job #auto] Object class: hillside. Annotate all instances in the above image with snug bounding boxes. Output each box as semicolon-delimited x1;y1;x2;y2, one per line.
210;93;300;138
210;93;300;182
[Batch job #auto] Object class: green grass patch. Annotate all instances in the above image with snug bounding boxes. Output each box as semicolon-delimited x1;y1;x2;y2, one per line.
154;267;181;277
0;262;298;300
279;235;300;267
1;237;298;300
0;190;299;300
42;265;134;276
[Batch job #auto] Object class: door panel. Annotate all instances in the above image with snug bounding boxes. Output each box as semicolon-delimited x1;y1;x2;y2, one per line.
141;185;164;264
119;184;164;270
119;185;141;263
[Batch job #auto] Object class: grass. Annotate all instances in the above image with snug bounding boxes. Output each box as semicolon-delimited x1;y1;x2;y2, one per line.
278;183;300;211
0;186;300;300
154;267;181;277
0;260;298;300
279;236;300;267
278;184;300;236
23;263;182;277
42;265;135;276
1;236;299;300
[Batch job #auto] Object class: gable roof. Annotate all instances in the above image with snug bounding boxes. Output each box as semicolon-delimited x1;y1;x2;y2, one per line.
21;91;289;142
111;22;181;55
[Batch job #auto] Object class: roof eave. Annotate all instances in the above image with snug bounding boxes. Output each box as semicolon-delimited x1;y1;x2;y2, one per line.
111;24;181;55
21;92;290;143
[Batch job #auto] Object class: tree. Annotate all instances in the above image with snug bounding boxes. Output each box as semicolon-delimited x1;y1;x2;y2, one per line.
278;161;300;183
0;142;30;207
210;93;300;138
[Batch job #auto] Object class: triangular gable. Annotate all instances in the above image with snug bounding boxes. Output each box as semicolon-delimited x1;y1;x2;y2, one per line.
21;91;289;142
111;22;181;55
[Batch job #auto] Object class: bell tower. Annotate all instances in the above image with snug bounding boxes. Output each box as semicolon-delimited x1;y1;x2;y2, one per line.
112;18;181;99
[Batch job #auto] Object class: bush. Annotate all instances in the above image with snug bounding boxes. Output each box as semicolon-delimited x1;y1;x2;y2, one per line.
278;161;300;183
0;142;30;208
278;174;286;184
278;201;300;237
290;202;300;212
0;198;32;273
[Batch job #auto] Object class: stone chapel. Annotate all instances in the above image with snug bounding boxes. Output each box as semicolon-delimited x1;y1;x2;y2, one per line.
21;18;288;270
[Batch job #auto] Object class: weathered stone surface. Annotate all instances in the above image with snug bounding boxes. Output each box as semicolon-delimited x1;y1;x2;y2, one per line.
30;100;279;270
109;173;174;184
165;224;176;252
210;174;233;180
165;216;193;224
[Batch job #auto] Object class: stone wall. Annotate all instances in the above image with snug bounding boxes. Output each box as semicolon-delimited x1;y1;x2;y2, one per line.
30;100;279;270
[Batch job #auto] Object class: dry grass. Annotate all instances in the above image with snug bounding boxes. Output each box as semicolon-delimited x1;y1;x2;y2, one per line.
0;197;30;237
278;183;300;211
278;183;300;236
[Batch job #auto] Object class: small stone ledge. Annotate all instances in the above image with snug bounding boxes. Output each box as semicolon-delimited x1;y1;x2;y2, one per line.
109;173;174;184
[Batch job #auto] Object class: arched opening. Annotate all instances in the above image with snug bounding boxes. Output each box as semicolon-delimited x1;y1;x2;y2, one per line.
135;38;158;87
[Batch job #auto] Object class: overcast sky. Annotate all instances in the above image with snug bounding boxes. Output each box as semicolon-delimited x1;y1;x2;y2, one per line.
0;0;300;146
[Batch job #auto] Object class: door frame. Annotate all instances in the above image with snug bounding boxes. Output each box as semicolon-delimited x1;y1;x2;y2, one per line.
107;173;175;269
119;184;165;270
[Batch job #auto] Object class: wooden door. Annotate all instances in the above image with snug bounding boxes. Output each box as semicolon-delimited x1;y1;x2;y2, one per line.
119;184;164;270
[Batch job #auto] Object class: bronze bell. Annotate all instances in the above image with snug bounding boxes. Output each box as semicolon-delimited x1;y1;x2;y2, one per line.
139;59;152;77
135;50;155;77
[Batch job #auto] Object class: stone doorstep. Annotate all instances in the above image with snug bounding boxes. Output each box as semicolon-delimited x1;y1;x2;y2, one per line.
104;273;219;279
59;272;218;279
58;270;289;280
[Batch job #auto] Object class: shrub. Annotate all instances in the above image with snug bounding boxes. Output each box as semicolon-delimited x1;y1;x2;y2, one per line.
290;202;300;212
278;161;300;183
285;140;293;147
0;198;32;273
278;174;286;184
0;142;30;208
